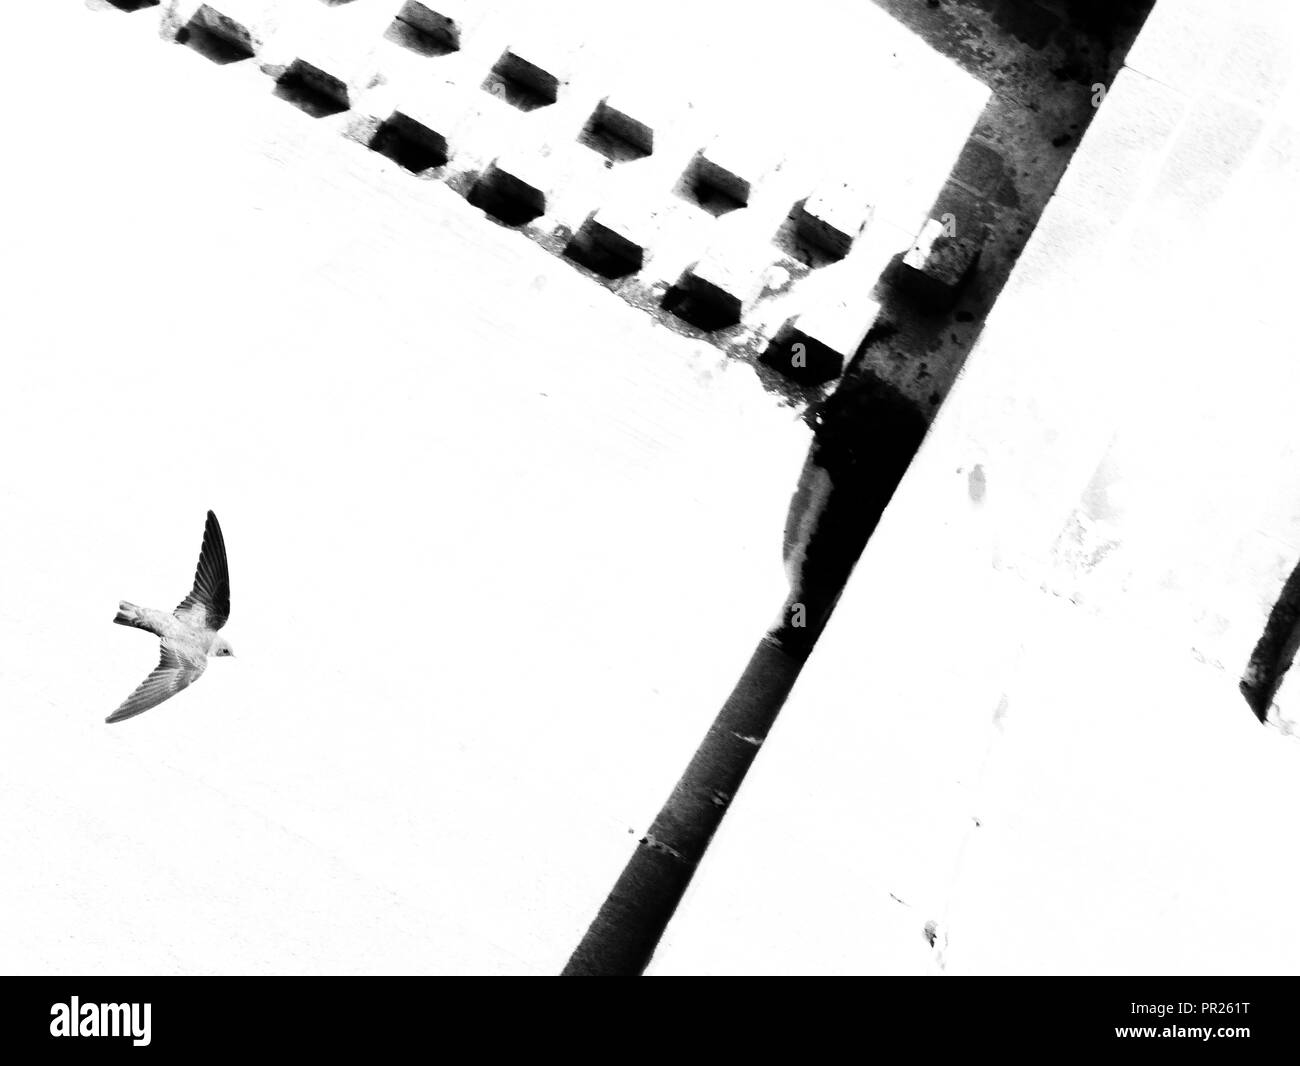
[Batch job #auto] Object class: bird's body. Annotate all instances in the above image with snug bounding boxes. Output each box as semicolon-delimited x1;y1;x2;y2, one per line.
115;603;211;647
107;510;233;724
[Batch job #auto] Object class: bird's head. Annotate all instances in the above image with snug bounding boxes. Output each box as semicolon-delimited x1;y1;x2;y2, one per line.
212;637;235;658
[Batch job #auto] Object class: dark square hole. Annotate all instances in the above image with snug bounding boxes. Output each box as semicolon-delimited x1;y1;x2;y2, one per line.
274;60;350;118
385;2;460;56
483;50;558;112
176;14;255;66
576;102;652;165
673;153;746;217
467;166;545;227
563;215;643;279
661;268;743;332
770;199;840;269
369;113;449;172
760;322;843;386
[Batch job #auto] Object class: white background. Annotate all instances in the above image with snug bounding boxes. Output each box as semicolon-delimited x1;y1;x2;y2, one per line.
1;1;979;974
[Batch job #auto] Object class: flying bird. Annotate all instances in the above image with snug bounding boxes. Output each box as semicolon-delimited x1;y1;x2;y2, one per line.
107;510;234;724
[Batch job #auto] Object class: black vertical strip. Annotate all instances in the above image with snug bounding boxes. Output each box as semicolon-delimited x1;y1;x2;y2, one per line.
1241;561;1300;722
562;373;927;975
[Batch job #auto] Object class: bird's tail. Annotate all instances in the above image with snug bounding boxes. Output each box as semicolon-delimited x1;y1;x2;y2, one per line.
113;600;146;629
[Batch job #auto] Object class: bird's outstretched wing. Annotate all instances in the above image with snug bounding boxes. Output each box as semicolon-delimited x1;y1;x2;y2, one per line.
174;510;230;630
106;642;208;724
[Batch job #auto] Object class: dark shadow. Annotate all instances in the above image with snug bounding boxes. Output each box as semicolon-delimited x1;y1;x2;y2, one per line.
770;198;843;269
106;0;159;10
563;215;642;279
176;21;254;66
865;0;1154;87
661;270;743;332
369;114;449;173
577;103;652;165
760;319;847;387
563;355;924;976
1241;562;1300;722
385;21;458;57
480;75;551;113
384;2;460;57
775;344;921;656
467;169;545;227
671;152;745;217
483;50;558;112
274;60;350;118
